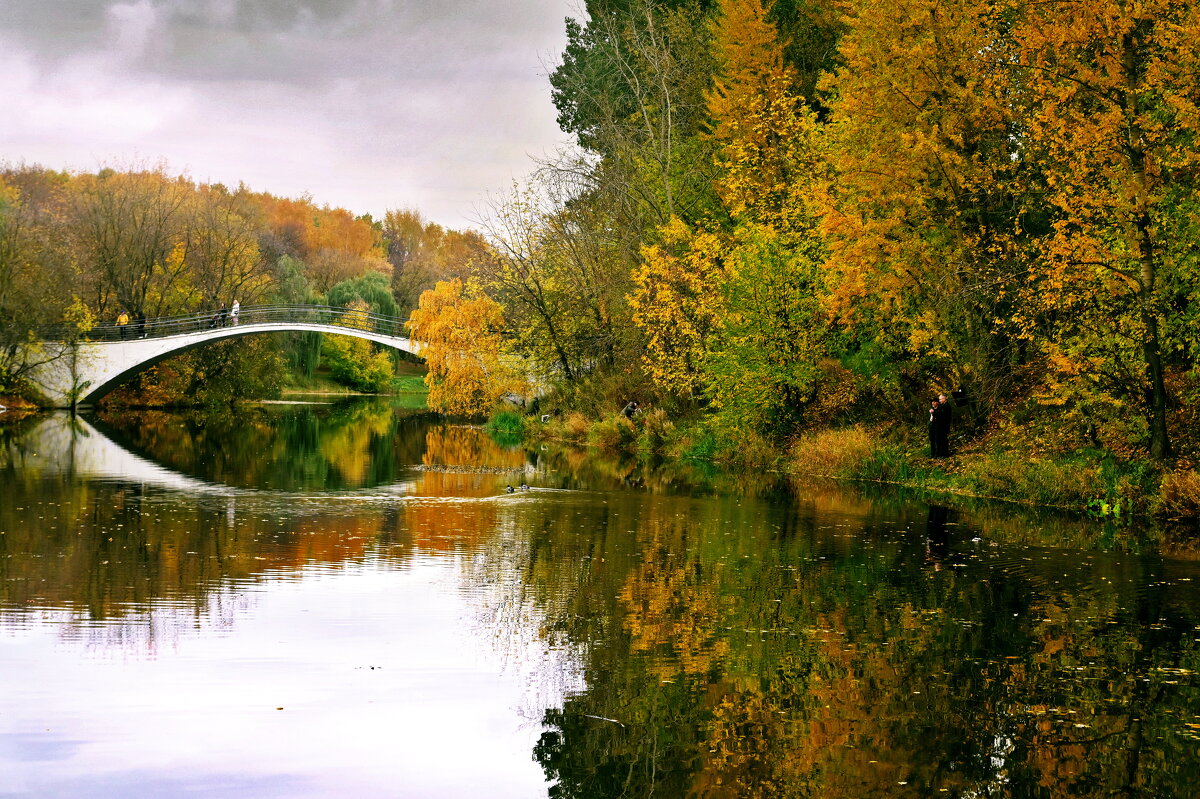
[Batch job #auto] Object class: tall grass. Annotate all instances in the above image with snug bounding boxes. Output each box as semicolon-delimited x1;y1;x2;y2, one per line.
586;416;637;451
788;426;879;477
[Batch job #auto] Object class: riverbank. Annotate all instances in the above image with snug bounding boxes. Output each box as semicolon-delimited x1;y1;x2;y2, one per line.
282;363;428;397
517;409;1200;522
784;425;1200;520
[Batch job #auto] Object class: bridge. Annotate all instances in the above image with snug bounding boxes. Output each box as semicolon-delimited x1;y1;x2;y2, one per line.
23;305;420;408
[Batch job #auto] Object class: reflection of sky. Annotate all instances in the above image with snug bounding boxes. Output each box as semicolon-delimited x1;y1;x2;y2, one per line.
0;560;571;798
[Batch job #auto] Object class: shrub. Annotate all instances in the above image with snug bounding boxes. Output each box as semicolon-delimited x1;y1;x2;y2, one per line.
485;410;526;447
486;410;525;436
679;427;719;461
1158;470;1200;518
633;408;674;459
324;332;394;392
563;411;591;441
857;445;924;483
957;454;1101;508
587;416;636;451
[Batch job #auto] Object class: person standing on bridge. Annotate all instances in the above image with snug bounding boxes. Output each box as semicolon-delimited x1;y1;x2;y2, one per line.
230;300;240;326
116;310;130;340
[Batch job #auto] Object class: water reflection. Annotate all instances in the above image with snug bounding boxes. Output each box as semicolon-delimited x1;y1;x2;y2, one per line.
1;404;1199;797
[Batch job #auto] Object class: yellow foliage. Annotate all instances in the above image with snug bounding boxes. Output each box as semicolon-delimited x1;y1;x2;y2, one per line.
630;217;726;395
408;279;524;416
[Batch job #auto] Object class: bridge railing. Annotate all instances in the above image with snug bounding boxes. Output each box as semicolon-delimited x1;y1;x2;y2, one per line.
43;305;413;342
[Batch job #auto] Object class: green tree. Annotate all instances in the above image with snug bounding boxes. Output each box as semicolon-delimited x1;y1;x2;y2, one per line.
328;270;399;319
322;300;395;393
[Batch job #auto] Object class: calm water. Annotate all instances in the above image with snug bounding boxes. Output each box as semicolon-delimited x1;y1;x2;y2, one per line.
1;401;1199;798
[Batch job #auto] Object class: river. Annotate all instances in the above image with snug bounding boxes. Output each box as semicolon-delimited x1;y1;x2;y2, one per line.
1;399;1198;797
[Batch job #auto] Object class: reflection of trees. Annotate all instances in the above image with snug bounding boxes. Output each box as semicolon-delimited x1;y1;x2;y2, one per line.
0;414;548;635
527;492;1200;797
400;425;529;551
420;424;528;473
0;479;398;636
94;399;417;490
5;414;1199;794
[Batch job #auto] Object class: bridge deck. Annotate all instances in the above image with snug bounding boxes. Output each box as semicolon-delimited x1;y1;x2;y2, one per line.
45;304;410;342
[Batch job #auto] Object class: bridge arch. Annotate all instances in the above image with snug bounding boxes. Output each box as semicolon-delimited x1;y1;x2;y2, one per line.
25;306;421;408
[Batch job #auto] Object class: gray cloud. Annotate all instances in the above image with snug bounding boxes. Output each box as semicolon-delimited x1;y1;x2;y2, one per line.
0;0;578;227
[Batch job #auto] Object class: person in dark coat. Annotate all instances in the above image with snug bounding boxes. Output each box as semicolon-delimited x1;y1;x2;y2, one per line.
927;399;940;456
931;393;952;457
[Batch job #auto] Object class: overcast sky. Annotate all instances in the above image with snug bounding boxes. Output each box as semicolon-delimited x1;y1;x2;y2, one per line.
0;0;578;229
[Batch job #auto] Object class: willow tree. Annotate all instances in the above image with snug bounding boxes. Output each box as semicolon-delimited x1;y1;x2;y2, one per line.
408;279;523;415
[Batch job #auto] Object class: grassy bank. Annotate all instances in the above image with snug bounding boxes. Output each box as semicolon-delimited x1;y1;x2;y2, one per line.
785;426;1200;520
281;363;428;404
513;408;1200;521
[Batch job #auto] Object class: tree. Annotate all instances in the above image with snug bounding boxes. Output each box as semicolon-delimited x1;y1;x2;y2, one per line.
817;0;1026;418
328;270;399;319
631;0;829;434
322;300;395;393
473;182;592;382
549;0;719;228
70;166;191;319
630;216;725;397
383;208;440;314
1009;0;1200;459
0;170;81;392
181;184;271;309
702;0;828;433
408;279;523;415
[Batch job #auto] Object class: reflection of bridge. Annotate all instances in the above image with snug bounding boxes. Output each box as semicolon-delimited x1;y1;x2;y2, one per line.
24;305;419;407
11;413;421;498
11;413;238;495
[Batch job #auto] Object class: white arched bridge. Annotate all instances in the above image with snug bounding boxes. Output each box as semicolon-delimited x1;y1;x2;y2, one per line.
24;305;420;408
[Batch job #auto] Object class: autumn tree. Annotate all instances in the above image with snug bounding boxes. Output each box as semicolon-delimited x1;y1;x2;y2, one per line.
631;217;725;397
630;0;828;434
252;193;389;294
817;0;1027;419
474;179;639;386
1008;0;1200;459
705;0;828;433
408;279;523;415
0;173;81;389
70;166;192;319
384;208;441;314
181;184;271;309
